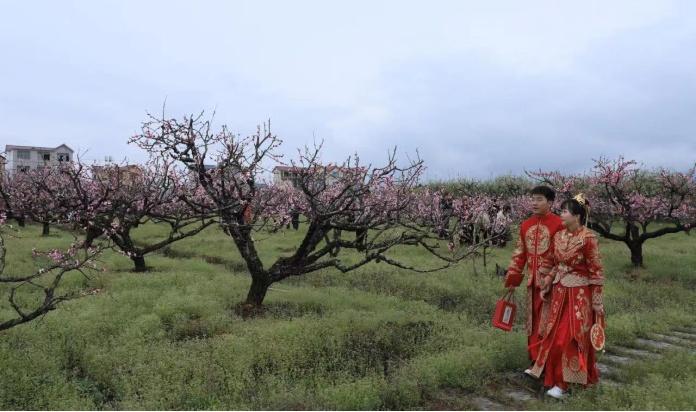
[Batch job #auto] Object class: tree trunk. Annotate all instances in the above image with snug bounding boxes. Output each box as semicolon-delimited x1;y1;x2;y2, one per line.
131;255;147;272
226;218;274;315
628;241;644;267
42;222;50;236
330;228;341;257
483;245;488;270
85;227;102;248
17;217;25;227
245;276;269;306
356;228;367;251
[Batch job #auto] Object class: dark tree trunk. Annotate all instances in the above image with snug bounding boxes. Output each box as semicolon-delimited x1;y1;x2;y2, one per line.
42;222;50;236
330;228;341;257
628;241;644;267
356;228;367;251
483;245;488;270
17;217;25;227
245;276;269;307
131;255;147;272
114;231;147;272
236;275;270;318
626;223;644;267
85;227;102;248
226;219;273;310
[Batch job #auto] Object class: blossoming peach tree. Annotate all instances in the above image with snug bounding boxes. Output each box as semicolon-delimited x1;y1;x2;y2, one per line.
129;112;486;312
54;160;217;272
0;213;104;331
529;157;696;267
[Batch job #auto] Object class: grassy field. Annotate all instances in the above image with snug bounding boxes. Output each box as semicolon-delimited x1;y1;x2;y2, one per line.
1;221;695;410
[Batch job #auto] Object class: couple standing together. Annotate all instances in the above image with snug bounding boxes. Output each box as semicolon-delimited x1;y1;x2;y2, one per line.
503;186;605;399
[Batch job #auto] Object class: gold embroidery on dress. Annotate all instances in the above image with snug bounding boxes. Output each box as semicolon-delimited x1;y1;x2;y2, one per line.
550;229;605;287
525;223;551;255
560;274;591;287
575;289;591;335
562;352;588;384
555;229;586;262
592;291;603;307
568;355;580;371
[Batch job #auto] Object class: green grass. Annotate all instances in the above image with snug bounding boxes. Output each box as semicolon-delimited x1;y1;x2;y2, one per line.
1;221;695;410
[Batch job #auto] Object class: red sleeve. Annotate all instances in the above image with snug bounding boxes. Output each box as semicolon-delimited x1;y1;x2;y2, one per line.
584;231;604;311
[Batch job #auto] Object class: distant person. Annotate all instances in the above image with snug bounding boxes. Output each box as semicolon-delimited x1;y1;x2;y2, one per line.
291;211;300;230
493;204;512;247
242;203;253;225
438;192;453;239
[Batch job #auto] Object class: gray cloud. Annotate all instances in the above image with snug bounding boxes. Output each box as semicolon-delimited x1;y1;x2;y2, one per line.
1;0;695;179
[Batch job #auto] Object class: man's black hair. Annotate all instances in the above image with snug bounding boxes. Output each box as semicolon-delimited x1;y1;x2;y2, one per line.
530;185;555;202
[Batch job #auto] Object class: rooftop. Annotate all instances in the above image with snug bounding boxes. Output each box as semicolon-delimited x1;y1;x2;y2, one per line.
273;164;365;173
5;143;73;152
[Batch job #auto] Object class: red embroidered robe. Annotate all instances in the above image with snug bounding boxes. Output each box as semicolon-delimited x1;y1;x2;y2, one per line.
504;210;564;360
527;227;605;388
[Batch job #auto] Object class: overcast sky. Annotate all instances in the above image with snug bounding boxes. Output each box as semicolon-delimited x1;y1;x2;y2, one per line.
1;0;695;180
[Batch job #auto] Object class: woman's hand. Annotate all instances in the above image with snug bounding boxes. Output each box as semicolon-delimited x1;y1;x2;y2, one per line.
539;275;553;302
593;306;605;332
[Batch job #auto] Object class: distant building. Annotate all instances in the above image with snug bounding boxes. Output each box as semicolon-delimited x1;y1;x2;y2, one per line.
272;166;304;187
91;164;143;183
4;144;74;175
272;164;364;188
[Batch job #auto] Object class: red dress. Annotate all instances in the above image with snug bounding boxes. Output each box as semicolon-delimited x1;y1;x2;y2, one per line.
504;210;564;361
527;226;605;389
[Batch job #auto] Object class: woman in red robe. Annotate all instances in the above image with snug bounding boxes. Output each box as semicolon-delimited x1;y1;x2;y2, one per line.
525;195;605;399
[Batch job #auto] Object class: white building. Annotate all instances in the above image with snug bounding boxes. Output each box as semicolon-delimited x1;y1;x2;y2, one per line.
4;144;74;175
272;165;364;187
272;166;304;187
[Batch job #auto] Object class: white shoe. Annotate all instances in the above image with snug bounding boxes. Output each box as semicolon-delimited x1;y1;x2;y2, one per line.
523;368;536;378
546;385;566;399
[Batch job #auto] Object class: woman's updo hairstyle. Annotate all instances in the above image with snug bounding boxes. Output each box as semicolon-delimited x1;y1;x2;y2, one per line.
560;198;589;225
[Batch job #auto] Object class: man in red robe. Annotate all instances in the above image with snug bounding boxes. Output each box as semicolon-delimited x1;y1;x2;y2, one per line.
503;186;564;370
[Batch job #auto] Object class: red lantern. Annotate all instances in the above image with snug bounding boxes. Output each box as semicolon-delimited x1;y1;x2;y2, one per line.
492;290;517;332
